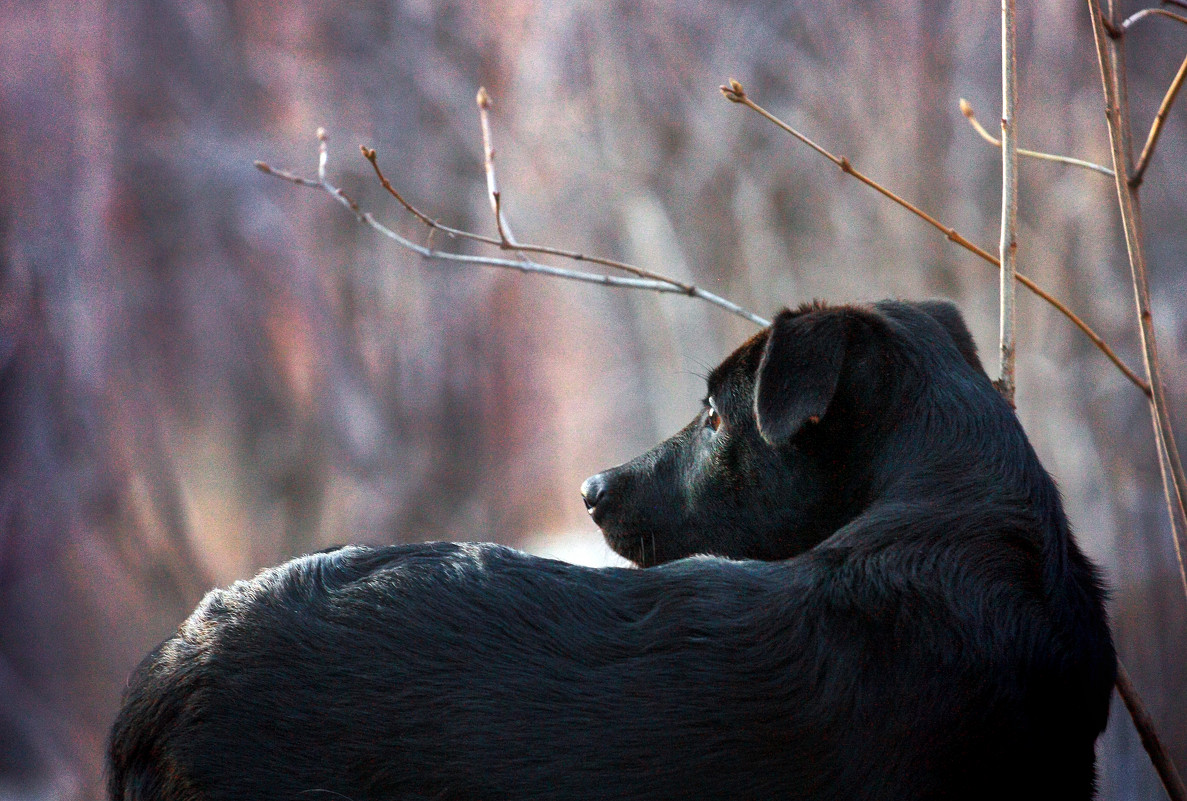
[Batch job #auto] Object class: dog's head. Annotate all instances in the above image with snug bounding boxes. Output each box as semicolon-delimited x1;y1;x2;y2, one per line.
582;299;990;566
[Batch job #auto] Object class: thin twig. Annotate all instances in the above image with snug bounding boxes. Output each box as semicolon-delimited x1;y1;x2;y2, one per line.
476;87;514;246
361;146;703;292
998;0;1019;404
719;79;1150;396
317;127;328;181
1123;7;1187;29
472;88;724;305
256;133;770;328
1164;0;1187;12
1116;662;1187;801
359;145;457;234
959;99;1115;176
1132;52;1187;186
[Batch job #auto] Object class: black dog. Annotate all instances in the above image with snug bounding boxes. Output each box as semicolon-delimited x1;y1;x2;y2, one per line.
108;300;1115;801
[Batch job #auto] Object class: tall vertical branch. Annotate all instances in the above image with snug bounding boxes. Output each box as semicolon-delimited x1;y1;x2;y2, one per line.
1087;0;1187;595
1118;664;1187;801
1102;4;1187;569
998;0;1019;404
1086;3;1187;799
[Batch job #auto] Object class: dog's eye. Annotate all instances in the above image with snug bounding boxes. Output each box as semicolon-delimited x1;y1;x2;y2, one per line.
705;406;721;432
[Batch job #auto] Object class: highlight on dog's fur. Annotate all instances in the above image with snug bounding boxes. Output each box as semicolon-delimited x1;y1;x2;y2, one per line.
108;300;1115;801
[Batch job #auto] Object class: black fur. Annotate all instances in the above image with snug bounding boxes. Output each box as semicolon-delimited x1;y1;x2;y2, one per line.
108;300;1115;801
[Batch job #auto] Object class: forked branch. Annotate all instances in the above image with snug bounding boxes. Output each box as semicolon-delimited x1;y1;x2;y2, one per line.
257;131;769;328
360;147;698;291
1087;0;1187;579
719;80;1150;397
1132;52;1187;187
1122;7;1187;30
1085;6;1187;796
959;99;1114;176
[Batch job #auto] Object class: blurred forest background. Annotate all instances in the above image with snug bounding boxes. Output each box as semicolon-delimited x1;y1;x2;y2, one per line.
1;0;1185;798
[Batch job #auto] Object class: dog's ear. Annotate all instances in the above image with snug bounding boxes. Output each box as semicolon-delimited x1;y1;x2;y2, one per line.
755;308;849;448
912;300;988;377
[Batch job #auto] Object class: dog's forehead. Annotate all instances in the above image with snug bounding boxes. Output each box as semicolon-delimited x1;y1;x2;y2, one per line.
705;301;834;400
707;327;770;401
702;299;976;405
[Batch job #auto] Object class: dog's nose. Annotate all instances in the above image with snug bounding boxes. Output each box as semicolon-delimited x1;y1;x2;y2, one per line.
581;473;608;513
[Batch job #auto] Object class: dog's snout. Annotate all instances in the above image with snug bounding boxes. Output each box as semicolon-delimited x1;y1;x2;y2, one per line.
581;473;608;513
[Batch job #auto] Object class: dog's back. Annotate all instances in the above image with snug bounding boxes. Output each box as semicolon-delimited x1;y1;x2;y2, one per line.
110;546;1107;801
109;545;844;800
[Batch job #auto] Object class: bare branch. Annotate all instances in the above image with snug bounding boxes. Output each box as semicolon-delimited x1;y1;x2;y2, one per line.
361;146;704;291
475;87;514;246
253;161;320;189
1123;7;1187;29
721;80;1000;261
720;79;1150;396
317;127;328;182
257;132;770;328
357;89;725;300
998;0;1019;404
1132;52;1187;186
1116;662;1187;801
467;89;711;296
1100;11;1125;38
1086;9;1187;796
360;145;459;235
1088;0;1187;619
959;99;1114;176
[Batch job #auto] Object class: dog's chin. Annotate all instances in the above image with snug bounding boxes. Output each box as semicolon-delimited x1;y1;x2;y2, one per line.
598;527;663;568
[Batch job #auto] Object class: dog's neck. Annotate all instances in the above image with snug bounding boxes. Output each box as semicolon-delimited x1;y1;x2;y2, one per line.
838;375;1070;547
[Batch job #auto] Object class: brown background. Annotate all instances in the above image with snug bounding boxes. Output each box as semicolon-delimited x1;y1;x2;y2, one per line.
1;1;1185;798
